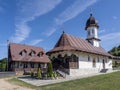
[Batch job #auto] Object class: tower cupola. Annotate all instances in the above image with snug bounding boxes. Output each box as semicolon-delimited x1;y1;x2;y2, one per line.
85;13;100;47
85;13;99;30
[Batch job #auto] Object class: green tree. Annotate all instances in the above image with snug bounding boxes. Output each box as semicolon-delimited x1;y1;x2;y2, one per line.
47;62;54;77
0;58;7;71
108;45;120;56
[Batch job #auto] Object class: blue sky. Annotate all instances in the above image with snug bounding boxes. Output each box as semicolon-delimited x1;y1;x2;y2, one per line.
0;0;120;59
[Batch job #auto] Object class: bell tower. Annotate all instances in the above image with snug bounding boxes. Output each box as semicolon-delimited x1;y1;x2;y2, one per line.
85;13;101;47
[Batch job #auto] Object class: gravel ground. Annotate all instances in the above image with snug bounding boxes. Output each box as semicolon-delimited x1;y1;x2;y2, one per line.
0;78;33;90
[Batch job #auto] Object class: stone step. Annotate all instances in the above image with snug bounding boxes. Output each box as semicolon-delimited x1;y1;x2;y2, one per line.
56;70;69;78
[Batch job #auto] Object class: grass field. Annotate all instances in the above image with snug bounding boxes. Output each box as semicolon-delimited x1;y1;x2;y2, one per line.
8;71;120;90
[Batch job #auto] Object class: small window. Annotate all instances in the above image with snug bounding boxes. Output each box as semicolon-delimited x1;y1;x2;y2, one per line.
20;63;22;66
29;50;36;57
22;50;27;56
97;57;100;62
30;63;34;68
88;30;90;36
23;63;28;68
105;59;107;63
40;63;46;68
92;29;94;34
38;52;44;57
31;51;35;56
88;56;90;61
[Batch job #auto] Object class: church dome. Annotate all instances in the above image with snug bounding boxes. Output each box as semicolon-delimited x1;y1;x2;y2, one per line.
85;14;99;30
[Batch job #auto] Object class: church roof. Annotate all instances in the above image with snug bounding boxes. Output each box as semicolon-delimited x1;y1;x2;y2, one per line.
48;33;111;57
9;43;50;63
85;14;99;30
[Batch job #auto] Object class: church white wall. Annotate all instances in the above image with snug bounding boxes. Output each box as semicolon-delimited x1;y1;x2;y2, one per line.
50;51;112;76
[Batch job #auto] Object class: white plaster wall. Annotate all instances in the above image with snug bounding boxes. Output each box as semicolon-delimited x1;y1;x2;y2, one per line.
93;40;99;47
50;51;112;76
105;59;112;69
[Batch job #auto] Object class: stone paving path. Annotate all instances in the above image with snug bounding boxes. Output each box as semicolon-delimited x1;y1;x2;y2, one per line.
18;70;119;86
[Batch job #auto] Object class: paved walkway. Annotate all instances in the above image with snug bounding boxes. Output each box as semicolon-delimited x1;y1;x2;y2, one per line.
18;70;119;86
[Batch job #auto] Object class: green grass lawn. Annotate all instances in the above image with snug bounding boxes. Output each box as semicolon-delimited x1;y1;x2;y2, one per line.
8;71;120;90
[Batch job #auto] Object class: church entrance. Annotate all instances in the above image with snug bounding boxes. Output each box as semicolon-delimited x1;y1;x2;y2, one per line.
52;54;79;70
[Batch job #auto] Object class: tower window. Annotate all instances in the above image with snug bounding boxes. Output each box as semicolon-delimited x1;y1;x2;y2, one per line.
88;30;90;36
92;29;94;34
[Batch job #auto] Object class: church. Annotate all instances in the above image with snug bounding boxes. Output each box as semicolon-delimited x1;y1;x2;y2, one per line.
47;13;113;76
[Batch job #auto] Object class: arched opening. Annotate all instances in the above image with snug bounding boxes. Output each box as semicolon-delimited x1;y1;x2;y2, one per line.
69;54;79;69
51;54;79;70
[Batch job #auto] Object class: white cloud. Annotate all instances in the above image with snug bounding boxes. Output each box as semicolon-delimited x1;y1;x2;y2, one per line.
100;32;120;50
10;0;62;43
55;0;98;25
29;39;43;45
100;32;120;41
99;29;105;34
45;0;99;36
43;27;56;37
11;23;30;43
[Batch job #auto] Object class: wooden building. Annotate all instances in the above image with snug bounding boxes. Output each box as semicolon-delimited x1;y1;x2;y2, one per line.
8;43;50;74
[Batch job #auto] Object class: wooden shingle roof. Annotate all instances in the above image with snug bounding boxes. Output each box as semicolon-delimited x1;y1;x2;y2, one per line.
48;33;112;57
9;43;50;63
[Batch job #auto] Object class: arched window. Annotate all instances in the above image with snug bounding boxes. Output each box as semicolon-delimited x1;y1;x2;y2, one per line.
71;54;78;62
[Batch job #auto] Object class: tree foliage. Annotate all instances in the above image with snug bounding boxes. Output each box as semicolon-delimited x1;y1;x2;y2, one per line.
47;62;54;77
37;68;42;79
0;58;7;71
108;45;120;56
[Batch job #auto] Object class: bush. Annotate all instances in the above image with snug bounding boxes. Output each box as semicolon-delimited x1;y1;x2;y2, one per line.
1;63;6;71
53;71;57;79
30;69;34;78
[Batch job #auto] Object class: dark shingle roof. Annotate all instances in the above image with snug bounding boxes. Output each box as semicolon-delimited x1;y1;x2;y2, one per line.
48;33;111;57
9;43;50;63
